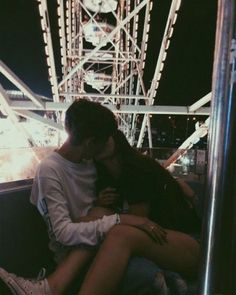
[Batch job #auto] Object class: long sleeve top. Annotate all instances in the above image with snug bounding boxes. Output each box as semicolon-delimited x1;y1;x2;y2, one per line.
30;152;118;255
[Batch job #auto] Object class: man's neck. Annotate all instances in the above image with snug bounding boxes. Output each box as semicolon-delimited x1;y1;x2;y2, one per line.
56;140;84;163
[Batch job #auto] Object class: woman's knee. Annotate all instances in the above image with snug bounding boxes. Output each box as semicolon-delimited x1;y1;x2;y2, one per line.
105;224;145;249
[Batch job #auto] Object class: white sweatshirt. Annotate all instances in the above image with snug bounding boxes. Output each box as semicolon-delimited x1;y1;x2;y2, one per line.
30;151;118;254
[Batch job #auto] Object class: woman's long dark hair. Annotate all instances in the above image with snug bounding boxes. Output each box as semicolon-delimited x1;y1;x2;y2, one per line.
111;130;201;233
112;129;175;187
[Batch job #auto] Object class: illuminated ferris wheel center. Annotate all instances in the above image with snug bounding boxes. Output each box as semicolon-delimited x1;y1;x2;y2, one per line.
83;0;118;13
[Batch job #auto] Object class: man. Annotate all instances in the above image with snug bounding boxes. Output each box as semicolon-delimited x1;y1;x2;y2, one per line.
0;100;122;295
0;99;165;295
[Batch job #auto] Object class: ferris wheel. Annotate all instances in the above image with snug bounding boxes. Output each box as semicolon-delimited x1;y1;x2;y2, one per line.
0;0;211;166
36;0;188;147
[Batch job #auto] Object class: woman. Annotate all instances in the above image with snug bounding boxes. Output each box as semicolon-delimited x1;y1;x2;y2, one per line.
77;130;201;295
95;129;201;234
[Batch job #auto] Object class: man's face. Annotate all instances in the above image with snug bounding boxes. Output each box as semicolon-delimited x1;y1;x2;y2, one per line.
81;136;115;161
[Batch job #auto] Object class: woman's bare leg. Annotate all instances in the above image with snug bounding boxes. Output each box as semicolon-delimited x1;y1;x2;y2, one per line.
47;248;95;295
48;207;112;295
78;225;200;295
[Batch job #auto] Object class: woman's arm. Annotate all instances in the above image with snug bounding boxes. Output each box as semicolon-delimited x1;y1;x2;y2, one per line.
176;179;198;208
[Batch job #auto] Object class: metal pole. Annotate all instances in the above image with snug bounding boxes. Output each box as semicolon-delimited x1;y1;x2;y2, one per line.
199;0;236;294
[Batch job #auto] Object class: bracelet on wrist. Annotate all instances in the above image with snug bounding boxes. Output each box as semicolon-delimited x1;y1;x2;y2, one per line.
116;213;121;225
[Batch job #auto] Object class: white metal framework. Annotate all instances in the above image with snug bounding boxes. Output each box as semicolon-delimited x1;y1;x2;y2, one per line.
56;0;154;142
0;0;211;167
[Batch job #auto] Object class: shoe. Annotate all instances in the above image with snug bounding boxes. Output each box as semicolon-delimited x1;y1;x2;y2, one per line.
164;270;188;295
153;272;169;295
0;268;52;295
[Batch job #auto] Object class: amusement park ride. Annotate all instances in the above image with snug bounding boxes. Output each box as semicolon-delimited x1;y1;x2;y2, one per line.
0;0;211;181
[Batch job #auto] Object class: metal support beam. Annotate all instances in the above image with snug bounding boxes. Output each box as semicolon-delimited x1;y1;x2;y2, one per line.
0;84;36;146
164;117;209;168
38;0;60;102
60;92;149;100
9;100;210;115
0;60;44;108
199;0;236;294
189;92;212;112
14;110;64;132
138;0;182;147
57;0;67;69
148;0;182;101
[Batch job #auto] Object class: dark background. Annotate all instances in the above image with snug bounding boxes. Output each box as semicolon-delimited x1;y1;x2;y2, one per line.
0;0;217;102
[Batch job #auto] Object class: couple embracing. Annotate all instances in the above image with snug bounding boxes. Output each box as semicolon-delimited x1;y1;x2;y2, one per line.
0;99;200;295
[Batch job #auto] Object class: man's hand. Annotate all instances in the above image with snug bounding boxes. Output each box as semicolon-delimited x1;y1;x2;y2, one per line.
96;187;119;207
75;207;115;222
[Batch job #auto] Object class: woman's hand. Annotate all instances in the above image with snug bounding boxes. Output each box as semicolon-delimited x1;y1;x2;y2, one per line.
96;187;119;207
120;214;168;244
133;222;168;245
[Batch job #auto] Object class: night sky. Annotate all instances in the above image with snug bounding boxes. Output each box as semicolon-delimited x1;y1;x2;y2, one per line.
0;0;217;106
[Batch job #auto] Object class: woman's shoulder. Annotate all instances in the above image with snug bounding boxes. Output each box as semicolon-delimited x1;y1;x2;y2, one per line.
136;153;170;177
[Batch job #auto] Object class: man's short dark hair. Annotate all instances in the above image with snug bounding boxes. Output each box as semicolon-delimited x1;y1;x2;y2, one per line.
65;99;118;145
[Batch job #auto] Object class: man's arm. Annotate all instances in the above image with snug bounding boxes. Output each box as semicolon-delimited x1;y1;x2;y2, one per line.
31;174;120;247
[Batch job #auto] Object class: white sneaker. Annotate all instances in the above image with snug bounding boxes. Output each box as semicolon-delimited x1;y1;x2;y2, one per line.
154;272;169;295
0;268;52;295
